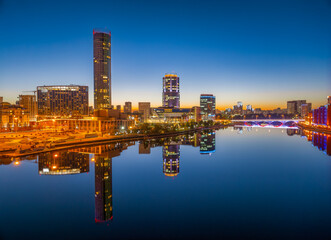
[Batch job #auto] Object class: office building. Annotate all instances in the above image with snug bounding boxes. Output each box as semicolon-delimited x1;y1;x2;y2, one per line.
37;85;88;116
94;30;111;110
246;105;252;111
162;74;180;108
138;102;151;122
124;102;132;114
287;100;306;115
18;94;37;119
200;94;216;120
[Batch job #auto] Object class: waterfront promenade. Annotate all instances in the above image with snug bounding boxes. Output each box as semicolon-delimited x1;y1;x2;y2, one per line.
0;125;223;158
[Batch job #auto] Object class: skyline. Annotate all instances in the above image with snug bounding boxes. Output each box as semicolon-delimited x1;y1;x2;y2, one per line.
1;0;331;109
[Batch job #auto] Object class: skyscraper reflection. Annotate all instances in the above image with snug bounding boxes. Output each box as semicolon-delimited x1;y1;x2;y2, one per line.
94;151;113;222
199;131;216;154
163;144;180;177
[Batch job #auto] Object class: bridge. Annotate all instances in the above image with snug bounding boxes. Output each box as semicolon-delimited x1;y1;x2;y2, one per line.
231;119;304;128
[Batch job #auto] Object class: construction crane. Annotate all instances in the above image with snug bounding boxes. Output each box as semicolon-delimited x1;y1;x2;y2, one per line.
22;90;37;96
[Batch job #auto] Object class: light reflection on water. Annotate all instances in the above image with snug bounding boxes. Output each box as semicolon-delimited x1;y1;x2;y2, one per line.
0;127;331;240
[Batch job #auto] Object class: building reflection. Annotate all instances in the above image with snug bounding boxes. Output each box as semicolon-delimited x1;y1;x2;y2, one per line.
94;151;113;222
74;143;134;223
298;130;331;156
163;144;180;177
199;131;216;154
310;132;331;155
38;151;89;175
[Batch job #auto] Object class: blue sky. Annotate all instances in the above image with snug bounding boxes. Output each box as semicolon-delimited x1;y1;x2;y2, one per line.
0;0;330;109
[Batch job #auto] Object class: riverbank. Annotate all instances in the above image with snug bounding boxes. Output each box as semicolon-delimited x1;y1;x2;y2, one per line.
0;125;224;158
298;123;331;134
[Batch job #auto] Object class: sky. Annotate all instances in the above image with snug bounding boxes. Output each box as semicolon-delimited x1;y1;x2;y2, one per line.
0;0;331;110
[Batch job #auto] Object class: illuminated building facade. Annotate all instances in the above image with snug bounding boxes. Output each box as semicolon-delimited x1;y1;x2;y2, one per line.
312;105;331;126
37;85;88;116
38;151;89;175
200;131;216;154
0;102;30;129
151;107;190;122
95;152;113;222
162;74;180;108
94;30;111;110
18;94;37;119
200;94;216;120
163;144;180;177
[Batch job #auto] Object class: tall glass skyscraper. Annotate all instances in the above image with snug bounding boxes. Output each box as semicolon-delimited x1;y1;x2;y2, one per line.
93;30;111;110
162;74;180;108
200;94;216;120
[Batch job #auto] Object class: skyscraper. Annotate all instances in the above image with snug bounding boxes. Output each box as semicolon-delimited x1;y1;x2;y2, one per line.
162;74;180;108
200;94;216;120
93;30;111;110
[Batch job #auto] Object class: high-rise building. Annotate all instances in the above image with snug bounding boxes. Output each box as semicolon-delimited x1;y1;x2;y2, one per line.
328;96;331;105
116;105;121;112
0;97;3;104
18;94;37;119
200;94;216;120
163;144;180;177
124;102;132;114
37;85;89;116
138;102;150;122
246;105;252;111
287;100;306;115
93;30;111;110
162;74;180;108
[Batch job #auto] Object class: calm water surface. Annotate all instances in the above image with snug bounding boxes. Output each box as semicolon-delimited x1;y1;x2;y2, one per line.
1;127;331;240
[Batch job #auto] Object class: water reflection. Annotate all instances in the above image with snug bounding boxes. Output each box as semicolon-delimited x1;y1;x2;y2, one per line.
4;128;331;226
163;144;180;177
38;151;89;175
